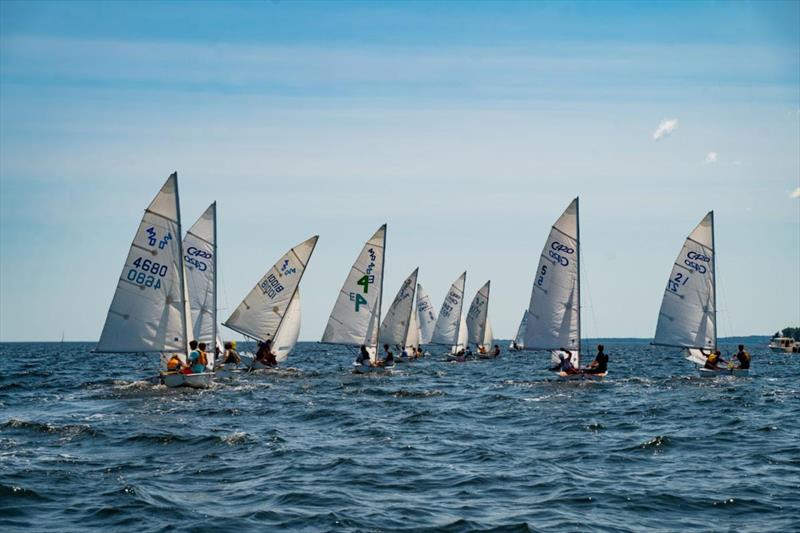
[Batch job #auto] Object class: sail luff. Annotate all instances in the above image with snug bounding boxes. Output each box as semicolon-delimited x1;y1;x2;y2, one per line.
575;196;581;367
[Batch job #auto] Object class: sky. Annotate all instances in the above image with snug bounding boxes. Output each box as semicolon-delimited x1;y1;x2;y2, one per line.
1;0;798;342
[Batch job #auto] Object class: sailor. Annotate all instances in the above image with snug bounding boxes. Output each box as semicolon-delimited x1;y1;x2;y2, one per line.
583;345;608;374
221;341;241;365
191;342;208;373
550;347;576;373
478;344;487;355
511;341;519;351
166;353;184;372
400;345;410;359
184;340;201;374
464;345;473;357
734;345;750;369
355;345;371;366
491;344;500;357
255;339;278;366
380;344;394;367
701;349;726;370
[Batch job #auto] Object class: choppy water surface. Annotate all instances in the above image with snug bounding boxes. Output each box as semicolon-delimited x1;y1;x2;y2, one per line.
1;341;798;532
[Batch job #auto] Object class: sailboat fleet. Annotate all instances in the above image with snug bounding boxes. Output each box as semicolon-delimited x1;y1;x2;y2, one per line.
97;174;750;387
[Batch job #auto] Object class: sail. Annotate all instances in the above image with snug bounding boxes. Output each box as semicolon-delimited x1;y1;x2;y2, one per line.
379;268;419;347
272;289;301;362
514;311;528;346
415;284;437;344
483;318;494;349
451;314;468;353
653;212;716;349
466;281;491;346
97;173;188;353
224;235;319;343
523;198;580;365
431;272;467;346
405;307;420;349
322;225;387;351
183;203;217;357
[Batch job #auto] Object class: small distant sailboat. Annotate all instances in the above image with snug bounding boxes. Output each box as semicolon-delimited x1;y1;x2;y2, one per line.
415;283;437;345
509;311;528;351
96;173;208;387
380;268;420;362
431;272;467;356
653;212;743;375
466;281;494;357
322;225;388;373
523;198;602;379
223;236;319;370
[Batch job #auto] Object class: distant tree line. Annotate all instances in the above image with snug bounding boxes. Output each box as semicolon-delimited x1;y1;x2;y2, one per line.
773;327;800;341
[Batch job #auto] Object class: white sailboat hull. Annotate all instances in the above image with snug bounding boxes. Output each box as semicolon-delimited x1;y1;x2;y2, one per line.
161;372;214;388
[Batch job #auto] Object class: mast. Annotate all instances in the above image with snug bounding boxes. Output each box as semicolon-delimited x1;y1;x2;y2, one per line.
576;196;581;366
173;171;189;354
375;224;387;351
710;210;717;349
212;201;218;350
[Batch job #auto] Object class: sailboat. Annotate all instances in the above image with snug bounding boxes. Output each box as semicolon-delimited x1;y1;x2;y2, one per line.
96;173;210;387
466;281;494;356
223;236;319;370
322;225;387;373
522;198;602;379
379;268;420;362
509;311;528;351
415;283;437;345
653;212;742;375
431;272;468;356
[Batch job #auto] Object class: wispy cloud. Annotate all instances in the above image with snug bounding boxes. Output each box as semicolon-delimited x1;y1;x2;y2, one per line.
791;187;800;199
704;151;718;164
652;118;678;141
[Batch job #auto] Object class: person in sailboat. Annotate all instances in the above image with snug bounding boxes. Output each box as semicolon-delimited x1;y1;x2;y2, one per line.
491;344;500;357
255;339;278;367
166;353;185;373
582;344;608;375
220;341;241;366
464;345;473;357
477;344;487;355
378;344;394;367
400;345;410;360
734;344;751;369
700;348;726;370
551;348;578;374
355;345;372;367
511;341;519;351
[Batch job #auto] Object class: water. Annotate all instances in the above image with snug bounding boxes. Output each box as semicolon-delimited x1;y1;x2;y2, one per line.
1;341;798;532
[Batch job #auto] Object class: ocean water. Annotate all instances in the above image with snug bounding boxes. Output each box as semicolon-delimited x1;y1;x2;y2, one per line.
1;341;798;532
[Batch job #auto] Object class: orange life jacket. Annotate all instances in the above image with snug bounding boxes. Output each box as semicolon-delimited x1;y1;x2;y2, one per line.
167;356;182;371
198;350;208;366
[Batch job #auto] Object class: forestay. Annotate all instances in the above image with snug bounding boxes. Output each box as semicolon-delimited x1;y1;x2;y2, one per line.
322;225;387;359
379;268;419;348
97;173;188;353
224;236;319;346
653;212;716;350
183;203;217;367
431;272;467;346
523;198;580;366
415;284;437;344
466;281;491;347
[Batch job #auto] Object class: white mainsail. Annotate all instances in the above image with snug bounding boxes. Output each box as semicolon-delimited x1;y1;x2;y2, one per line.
452;314;468;354
379;268;419;348
431;272;467;347
483;318;494;350
183;202;217;367
272;289;301;362
415;283;437;344
523;198;581;367
513;311;528;348
405;307;420;351
322;225;387;362
224;235;318;354
653;212;716;352
97;173;189;353
466;280;491;347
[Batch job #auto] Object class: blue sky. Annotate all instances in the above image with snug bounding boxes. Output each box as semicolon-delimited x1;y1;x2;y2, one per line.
1;0;798;341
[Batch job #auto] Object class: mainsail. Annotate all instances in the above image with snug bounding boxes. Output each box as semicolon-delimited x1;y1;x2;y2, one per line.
653;212;716;351
322;225;387;362
272;289;302;362
415;283;437;344
183;203;217;367
224;235;319;357
523;198;581;367
483;318;494;350
513;311;528;347
466;281;490;347
431;272;467;347
97;173;189;353
379;268;419;348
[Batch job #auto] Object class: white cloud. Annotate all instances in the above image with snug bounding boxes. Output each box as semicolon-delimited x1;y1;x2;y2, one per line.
704;151;718;164
791;187;800;199
652;118;678;141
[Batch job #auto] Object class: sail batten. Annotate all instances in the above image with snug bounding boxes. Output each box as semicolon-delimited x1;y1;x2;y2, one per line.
97;173;189;354
523;198;581;366
653;212;716;350
322;225;387;353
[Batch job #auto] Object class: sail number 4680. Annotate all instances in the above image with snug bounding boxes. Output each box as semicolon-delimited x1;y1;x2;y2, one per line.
126;257;169;290
350;275;374;311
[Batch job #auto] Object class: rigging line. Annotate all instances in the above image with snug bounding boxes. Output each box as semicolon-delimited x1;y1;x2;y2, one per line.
580;245;601;341
716;262;736;340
